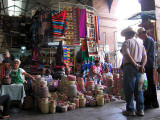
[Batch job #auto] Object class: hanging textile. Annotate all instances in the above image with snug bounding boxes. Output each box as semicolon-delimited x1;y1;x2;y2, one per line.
63;45;68;63
94;16;100;44
79;9;86;38
87;39;98;56
31;11;39;44
98;50;105;64
81;40;88;62
86;10;94;39
52;10;68;37
72;7;80;45
38;10;51;39
64;7;75;45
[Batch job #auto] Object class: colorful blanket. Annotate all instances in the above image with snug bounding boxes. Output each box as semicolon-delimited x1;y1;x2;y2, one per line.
52;10;68;37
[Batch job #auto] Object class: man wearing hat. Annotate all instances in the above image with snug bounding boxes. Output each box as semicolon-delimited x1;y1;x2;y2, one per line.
137;27;159;109
121;27;147;116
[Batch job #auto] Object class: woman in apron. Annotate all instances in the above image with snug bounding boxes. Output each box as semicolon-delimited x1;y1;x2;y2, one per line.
10;59;36;84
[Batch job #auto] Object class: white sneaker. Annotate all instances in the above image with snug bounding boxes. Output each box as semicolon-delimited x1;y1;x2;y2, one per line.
137;110;144;116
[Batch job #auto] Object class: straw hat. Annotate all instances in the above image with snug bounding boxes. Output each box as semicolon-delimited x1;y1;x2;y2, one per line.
121;27;136;36
137;27;146;35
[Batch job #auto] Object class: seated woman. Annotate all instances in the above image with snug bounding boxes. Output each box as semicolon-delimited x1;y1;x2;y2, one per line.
102;65;113;87
10;59;35;84
86;60;102;86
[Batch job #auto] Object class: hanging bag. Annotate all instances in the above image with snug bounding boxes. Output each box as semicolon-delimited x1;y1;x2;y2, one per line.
138;73;148;91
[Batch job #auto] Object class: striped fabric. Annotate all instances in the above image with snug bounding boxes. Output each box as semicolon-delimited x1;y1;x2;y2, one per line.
52;10;68;37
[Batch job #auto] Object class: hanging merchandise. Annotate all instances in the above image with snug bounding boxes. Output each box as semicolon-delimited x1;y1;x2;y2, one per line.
38;10;52;42
52;10;68;37
31;11;39;45
86;10;94;39
86;9;98;57
94;16;100;44
72;7;80;45
98;50;105;64
79;9;86;38
87;40;98;56
64;7;74;45
63;45;68;63
86;10;94;24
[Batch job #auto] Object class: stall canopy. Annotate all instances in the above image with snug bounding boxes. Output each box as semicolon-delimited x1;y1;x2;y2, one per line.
128;10;156;20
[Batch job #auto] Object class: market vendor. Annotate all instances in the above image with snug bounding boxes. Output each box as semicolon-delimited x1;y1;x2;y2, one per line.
10;59;36;84
86;60;102;86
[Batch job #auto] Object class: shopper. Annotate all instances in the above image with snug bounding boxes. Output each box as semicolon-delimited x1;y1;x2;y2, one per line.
0;95;10;119
10;59;36;84
121;27;147;116
137;27;159;109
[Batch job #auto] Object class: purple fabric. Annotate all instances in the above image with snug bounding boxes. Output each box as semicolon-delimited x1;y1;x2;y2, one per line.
97;16;100;41
80;9;86;38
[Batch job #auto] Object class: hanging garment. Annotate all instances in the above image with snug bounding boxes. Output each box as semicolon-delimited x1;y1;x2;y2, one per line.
81;40;88;62
79;9;86;38
32;49;38;61
52;10;68;37
98;51;105;64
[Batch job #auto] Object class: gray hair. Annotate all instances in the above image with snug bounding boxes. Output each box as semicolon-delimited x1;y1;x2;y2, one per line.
5;51;10;57
14;59;21;64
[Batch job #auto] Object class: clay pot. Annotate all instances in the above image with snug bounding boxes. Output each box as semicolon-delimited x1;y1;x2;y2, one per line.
39;87;49;98
3;76;11;85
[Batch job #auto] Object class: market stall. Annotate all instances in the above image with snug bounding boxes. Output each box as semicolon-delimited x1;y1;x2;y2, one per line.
0;1;124;114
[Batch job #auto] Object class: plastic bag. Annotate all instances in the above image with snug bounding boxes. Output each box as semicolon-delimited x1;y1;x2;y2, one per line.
138;73;148;91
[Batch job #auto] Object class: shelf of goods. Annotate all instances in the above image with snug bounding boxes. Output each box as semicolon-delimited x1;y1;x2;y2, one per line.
41;48;57;65
69;49;75;75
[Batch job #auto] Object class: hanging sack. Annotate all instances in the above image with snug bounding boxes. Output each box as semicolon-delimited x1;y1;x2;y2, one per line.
138;73;148;91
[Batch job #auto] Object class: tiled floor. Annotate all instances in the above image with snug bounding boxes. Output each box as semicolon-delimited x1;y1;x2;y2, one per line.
5;90;160;120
